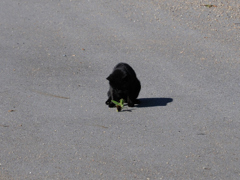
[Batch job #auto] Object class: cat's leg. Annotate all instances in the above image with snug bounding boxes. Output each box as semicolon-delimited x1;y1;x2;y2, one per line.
107;99;115;107
108;91;116;108
105;90;111;105
106;90;116;107
108;101;115;108
134;99;140;104
105;97;111;105
127;94;140;106
127;96;135;107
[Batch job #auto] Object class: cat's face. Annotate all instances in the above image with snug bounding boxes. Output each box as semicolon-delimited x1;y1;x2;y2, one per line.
107;70;129;91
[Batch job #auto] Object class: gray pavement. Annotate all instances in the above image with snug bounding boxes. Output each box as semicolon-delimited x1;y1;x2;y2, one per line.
0;0;240;179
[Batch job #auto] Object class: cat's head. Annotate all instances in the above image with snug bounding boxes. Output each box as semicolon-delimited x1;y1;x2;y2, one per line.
106;70;129;90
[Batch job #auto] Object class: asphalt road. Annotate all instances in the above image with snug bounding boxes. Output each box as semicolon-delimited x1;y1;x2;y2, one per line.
0;0;240;179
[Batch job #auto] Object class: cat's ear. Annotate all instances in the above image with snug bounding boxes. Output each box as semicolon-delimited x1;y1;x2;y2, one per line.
106;74;112;81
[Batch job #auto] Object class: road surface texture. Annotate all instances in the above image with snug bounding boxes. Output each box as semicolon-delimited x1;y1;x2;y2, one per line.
0;0;239;179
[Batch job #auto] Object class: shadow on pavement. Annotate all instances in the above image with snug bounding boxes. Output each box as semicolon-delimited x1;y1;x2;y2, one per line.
136;98;173;108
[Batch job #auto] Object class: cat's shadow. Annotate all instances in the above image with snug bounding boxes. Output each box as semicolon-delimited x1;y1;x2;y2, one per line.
136;98;173;108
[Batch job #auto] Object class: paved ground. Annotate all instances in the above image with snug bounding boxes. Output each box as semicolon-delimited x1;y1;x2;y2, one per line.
0;0;239;179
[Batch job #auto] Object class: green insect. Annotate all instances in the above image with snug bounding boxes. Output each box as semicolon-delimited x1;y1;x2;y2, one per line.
111;99;124;112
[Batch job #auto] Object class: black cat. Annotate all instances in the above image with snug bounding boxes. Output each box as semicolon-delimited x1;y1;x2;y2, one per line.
106;63;141;107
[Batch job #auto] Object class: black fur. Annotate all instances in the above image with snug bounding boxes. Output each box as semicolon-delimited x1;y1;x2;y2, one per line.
106;63;141;107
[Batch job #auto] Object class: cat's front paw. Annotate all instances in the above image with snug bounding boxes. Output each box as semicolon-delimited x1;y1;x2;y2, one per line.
134;99;140;104
108;102;115;108
105;97;111;105
127;102;134;107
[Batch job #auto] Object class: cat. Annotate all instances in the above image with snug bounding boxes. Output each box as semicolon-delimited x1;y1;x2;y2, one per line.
106;62;141;107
